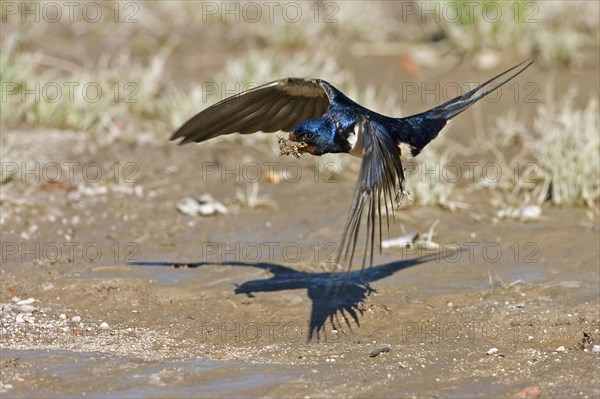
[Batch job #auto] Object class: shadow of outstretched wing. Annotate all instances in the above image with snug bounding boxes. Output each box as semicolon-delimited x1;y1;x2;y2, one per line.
129;255;438;341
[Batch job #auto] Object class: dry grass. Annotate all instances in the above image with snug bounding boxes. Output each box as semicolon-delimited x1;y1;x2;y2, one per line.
403;137;458;208
492;87;599;210
233;182;276;210
435;0;599;66
1;1;597;211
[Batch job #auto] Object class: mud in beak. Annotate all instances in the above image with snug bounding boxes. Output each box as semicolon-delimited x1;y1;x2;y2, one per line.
278;134;316;157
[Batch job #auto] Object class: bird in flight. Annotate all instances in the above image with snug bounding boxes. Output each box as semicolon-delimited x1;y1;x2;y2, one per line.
171;60;533;270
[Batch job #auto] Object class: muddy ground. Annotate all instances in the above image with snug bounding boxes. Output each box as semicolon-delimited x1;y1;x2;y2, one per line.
1;59;600;398
2;128;600;398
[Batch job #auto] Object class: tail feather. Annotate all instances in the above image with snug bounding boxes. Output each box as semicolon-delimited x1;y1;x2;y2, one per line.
398;59;534;155
428;59;534;121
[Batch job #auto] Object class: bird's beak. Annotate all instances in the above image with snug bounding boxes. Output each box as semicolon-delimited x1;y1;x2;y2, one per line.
289;131;315;154
288;131;316;154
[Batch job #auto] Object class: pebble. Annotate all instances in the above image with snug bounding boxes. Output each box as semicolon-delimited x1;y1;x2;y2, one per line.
382;234;418;249
99;322;110;330
496;204;542;222
486;347;499;355
19;304;36;313
369;347;391;358
71;315;81;322
16;298;36;305
555;346;566;352
59;313;66;320
176;195;228;217
592;345;600;353
518;205;542;221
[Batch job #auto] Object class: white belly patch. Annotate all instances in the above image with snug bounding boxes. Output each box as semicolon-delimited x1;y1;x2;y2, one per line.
348;124;363;157
347;124;413;160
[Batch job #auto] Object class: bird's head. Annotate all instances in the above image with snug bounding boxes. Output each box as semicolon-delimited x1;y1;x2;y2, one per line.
289;118;346;156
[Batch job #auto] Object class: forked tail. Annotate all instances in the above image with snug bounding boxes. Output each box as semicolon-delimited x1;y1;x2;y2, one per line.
399;59;534;155
426;59;534;120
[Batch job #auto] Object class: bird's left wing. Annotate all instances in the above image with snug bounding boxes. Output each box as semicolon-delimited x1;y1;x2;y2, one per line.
336;117;406;270
170;78;335;145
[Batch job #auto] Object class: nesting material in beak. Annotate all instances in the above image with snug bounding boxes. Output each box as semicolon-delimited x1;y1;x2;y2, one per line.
278;136;309;158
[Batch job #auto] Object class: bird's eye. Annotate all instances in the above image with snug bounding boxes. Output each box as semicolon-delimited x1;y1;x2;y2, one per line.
304;132;314;140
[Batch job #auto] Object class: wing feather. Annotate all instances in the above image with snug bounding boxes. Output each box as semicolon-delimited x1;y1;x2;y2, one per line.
295;98;316;129
194;97;275;141
336;117;406;270
171;78;333;144
222;100;277;134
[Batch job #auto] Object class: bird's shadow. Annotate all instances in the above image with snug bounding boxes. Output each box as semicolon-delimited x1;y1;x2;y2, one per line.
129;256;437;341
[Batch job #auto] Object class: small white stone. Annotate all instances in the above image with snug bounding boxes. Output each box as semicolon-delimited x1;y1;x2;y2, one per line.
382;233;417;249
71;315;81;322
591;345;600;353
486;347;499;355
16;298;36;305
518;204;542;221
59;313;67;320
555;346;566;352
99;322;110;330
176;197;201;216
19;304;35;313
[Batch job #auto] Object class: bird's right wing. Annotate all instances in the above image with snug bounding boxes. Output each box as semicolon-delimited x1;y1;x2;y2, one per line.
336;117;406;270
171;78;337;144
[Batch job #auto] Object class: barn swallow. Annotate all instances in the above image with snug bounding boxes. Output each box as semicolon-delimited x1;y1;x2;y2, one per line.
171;60;533;270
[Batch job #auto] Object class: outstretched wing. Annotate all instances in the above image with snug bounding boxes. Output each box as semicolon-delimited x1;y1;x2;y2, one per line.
171;78;336;144
336;117;406;270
